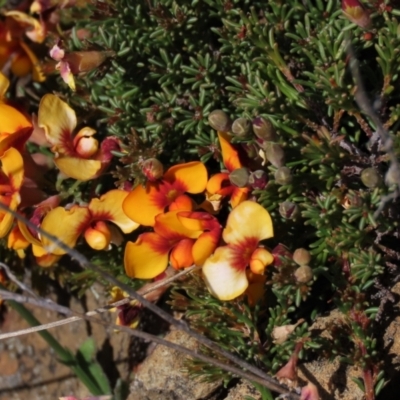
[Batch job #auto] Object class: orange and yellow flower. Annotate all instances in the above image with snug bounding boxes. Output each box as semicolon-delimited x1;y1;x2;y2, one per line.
206;131;249;208
124;210;221;279
202;201;274;301
38;94;120;181
39;190;139;254
123;161;208;227
0;148;24;238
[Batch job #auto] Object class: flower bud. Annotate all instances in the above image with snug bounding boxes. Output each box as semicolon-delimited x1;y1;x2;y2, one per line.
64;50;115;73
361;167;381;188
385;164;400;186
252;117;277;141
232;117;251;138
272;319;304;344
279;201;299;219
342;0;371;29
208;110;231;132
229;167;250;188
248;170;268;190
274;166;292;185
272;244;292;267
141;158;164;181
265;142;285;168
293;248;311;266
294;265;313;283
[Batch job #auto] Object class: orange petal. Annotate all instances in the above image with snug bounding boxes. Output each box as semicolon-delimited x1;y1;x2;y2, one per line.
223;201;274;245
124;233;170;279
154;211;202;240
192;230;220;266
202;246;248;301
7;223;29;251
170;238;194;269
163;161;207;193
123;183;163;227
41;206;90;255
249;247;274;274
35;253;61;268
169;194;193;212
217;131;242;171
18;219;42;246
0;127;33;156
1;147;24;191
230;187;249;208
0;103;32;134
89;190;139;233
206;172;230;195
38;94;76;149
54;156;102;181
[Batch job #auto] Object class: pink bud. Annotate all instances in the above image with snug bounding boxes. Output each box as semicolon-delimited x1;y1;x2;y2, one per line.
300;382;320;400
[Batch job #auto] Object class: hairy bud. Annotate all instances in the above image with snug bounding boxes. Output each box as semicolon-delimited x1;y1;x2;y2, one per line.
274;166;292;185
232;117;251;137
208;110;231;132
252;117;277;141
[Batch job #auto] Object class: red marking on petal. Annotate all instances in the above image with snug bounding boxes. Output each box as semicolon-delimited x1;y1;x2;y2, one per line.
229;237;260;271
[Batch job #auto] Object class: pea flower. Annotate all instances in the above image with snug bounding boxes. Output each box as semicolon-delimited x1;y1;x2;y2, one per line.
0;148;24;238
17;195;63;267
0;72;32;136
40;190;139;254
38;94;120;181
206;131;249;208
109;287;141;330
124;210;221;279
202;201;274;301
123;161;208;227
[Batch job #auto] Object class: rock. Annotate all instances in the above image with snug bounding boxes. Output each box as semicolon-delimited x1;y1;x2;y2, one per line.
128;329;221;400
224;380;261;400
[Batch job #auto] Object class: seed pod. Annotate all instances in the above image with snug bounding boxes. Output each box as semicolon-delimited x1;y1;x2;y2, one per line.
229;167;250;188
361;167;381;188
232;117;251;138
141;158;164;181
252;117;277;141
274;166;292;185
293;248;311;266
248;170;268;190
294;265;313;283
208;110;231;132
265;143;285;168
279;201;299;219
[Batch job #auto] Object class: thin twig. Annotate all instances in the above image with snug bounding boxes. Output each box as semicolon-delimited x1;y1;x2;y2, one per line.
0;288;298;398
0;265;199;340
346;41;400;218
0;204;298;399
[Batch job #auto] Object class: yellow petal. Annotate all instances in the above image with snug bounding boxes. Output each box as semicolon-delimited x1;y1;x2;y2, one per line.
223;201;273;245
0;72;10;98
89;190;139;233
19;41;45;82
38;94;76;148
122;183;164;227
0;195;20;238
1;147;24;191
54;156;102;181
192;231;220;266
249;248;274;274
202;246;248;301
124;233;170;279
41;206;90;255
163;161;207;193
18;219;42;246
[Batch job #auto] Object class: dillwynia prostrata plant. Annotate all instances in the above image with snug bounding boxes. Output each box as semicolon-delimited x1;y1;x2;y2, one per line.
1;0;400;398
